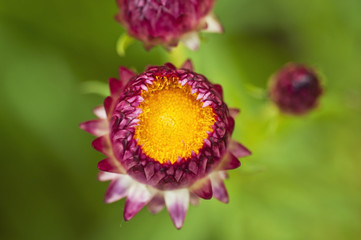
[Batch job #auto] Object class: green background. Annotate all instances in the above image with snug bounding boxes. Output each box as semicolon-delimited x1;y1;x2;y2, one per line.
1;0;361;239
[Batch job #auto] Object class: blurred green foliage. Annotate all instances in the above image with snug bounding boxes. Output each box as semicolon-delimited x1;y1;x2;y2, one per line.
1;0;361;239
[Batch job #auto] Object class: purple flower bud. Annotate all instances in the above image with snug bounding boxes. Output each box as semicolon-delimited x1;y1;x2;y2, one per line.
115;0;223;50
269;63;323;115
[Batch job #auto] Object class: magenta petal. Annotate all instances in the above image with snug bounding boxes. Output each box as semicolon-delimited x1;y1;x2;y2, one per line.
123;183;153;221
165;189;189;229
105;175;132;203
92;136;109;155
220;152;241;170
210;173;229;203
104;96;113;116
98;158;124;174
227;116;235;133
80;119;108;136
119;67;136;85
109;78;123;97
181;59;194;71
213;84;223;100
229;140;251;158
229;108;240;119
191;178;213;199
147;194;165;214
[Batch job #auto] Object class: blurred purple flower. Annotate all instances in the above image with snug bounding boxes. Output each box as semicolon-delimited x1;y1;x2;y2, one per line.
115;0;223;50
80;60;250;229
269;63;323;115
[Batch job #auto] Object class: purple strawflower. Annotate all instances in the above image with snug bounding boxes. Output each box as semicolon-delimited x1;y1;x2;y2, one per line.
115;0;223;50
80;60;250;229
269;63;323;115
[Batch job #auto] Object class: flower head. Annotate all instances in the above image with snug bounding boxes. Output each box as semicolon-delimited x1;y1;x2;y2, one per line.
80;60;250;229
115;0;223;50
269;63;323;115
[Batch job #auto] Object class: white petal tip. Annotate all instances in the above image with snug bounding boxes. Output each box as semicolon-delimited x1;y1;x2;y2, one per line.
181;32;200;51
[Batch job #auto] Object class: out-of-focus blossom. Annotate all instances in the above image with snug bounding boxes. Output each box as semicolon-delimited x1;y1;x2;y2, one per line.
269;63;323;115
80;60;250;229
115;0;223;50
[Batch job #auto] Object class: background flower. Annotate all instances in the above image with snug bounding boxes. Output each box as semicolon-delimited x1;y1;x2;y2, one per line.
1;0;361;239
269;63;323;115
115;0;223;50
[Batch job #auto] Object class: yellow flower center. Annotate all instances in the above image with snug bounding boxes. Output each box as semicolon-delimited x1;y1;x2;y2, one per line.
133;75;216;164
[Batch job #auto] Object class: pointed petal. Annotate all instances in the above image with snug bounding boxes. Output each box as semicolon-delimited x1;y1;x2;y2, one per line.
219;152;241;170
98;171;119;182
203;14;224;33
213;84;223;99
119;66;136;85
165;189;189;229
229;140;251;158
105;175;133;203
181;59;194;71
227;116;235;133
109;78;123;97
123;183;153;221
229;108;240;119
148;194;165;214
210;173;229;203
104;96;113;116
191;177;213;199
79;119;108;136
97;158;124;174
93;106;107;119
181;32;200;51
92;136;110;155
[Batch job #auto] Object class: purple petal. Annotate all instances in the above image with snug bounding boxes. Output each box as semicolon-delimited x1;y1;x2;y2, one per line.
97;158;124;174
93;106;107;119
219;152;241;170
109;78;123;97
123;183;153;221
213;84;223;99
147;194;165;214
79;119;108;136
210;173;229;203
229;108;240;119
105;175;133;203
191;177;213;199
181;59;194;71
165;189;189;229
104;96;113;116
227;116;235;133
92;136;110;155
229;140;251;158
119;67;136;85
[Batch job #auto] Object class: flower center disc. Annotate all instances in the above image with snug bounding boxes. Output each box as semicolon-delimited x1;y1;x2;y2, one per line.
134;75;216;164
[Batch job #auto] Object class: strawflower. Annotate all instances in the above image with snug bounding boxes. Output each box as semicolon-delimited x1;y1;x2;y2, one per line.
80;60;250;229
269;63;323;115
115;0;223;50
